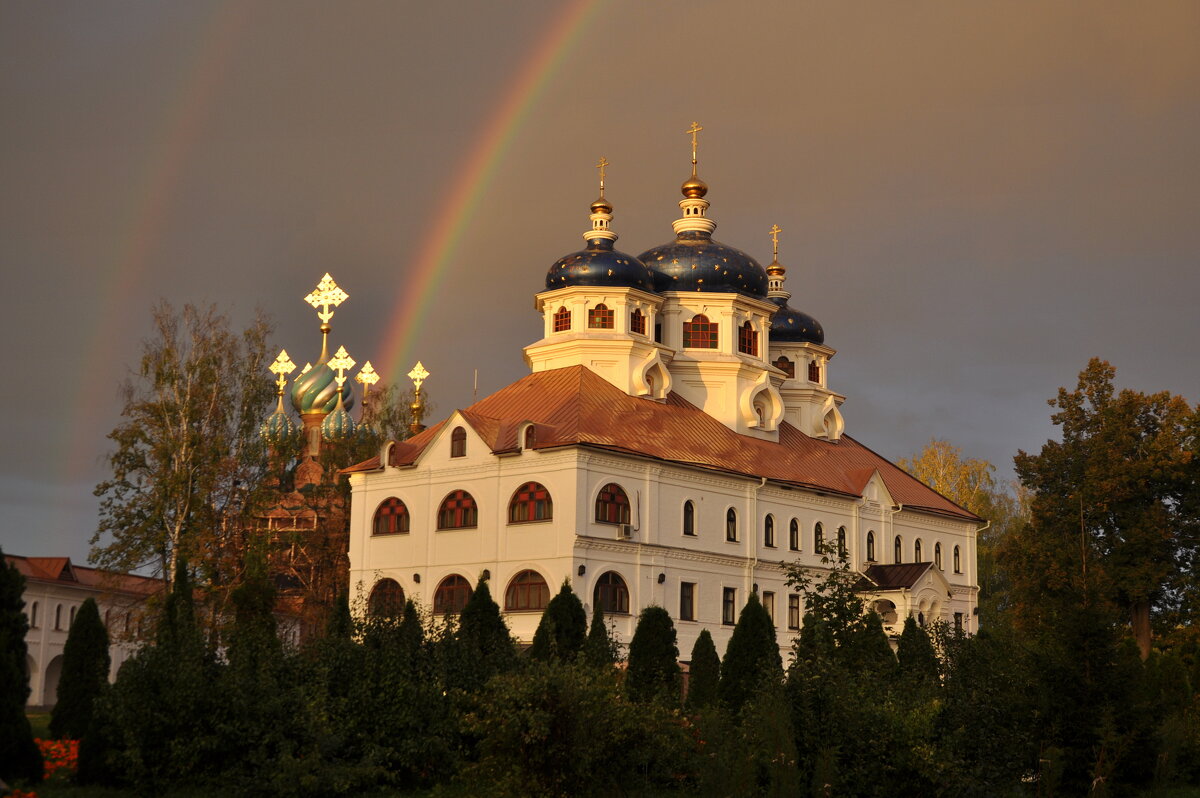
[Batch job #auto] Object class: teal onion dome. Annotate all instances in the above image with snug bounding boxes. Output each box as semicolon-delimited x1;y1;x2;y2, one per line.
259;396;295;445
291;363;354;415
321;398;355;441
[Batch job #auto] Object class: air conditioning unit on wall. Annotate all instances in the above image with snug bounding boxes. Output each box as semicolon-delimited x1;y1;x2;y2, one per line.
616;524;633;540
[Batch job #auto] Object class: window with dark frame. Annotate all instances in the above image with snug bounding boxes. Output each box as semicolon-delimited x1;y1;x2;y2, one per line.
450;426;466;457
683;314;718;348
867;530;876;561
595;483;631;524
764;514;775;547
954;545;962;573
55;605;62;630
935;542;943;569
553;306;571;332
837;526;847;559
630;308;646;335
763;591;776;625
954;612;963;632
508;481;553;523
814;522;824;552
373;497;410;535
722;587;736;625
789;518;799;551
524;425;535;449
588;303;614;329
808;359;821;382
725;508;738;542
30;602;38;629
437;489;478;529
683;500;696;536
894;535;903;564
433;574;472;615
595;571;630;615
368;578;405;617
773;356;795;378
915;539;923;562
737;321;758;355
505;570;550;611
680;581;695;621
788;595;801;630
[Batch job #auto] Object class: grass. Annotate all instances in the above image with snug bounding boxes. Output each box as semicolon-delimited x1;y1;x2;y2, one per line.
27;711;51;739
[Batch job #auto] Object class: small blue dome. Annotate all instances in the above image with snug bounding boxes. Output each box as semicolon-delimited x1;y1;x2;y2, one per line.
321;402;355;441
546;238;655;292
769;296;824;344
638;231;768;298
291;362;353;415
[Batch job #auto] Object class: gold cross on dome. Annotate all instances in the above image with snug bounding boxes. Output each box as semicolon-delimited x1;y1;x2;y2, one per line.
304;273;348;324
269;349;296;393
686;121;703;167
355;361;379;396
769;224;782;258
328;345;355;387
408;361;429;393
595;156;609;197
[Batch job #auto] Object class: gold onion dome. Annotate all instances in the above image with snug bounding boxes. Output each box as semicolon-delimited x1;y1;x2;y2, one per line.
681;174;708;198
590;196;613;214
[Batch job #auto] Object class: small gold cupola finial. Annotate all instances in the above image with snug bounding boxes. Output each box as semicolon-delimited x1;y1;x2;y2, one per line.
681;121;708;199
766;223;790;301
672;122;716;235
304;273;348;363
407;361;429;436
584;156;617;244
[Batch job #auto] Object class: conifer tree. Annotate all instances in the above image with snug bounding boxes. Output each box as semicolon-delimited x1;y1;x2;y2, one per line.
897;615;939;686
719;592;782;714
0;547;43;784
529;580;586;662
50;597;111;739
842;610;897;675
625;606;680;705
582;602;616;666
454;577;516;689
685;628;720;711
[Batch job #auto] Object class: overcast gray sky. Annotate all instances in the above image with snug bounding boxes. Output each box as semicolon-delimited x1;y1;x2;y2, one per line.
3;0;1198;563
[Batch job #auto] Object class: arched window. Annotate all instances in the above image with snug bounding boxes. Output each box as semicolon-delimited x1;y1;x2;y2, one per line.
437;490;478;529
808;359;821;382
595;483;631;524
505;570;550;611
935;542;943;569
450;426;467;458
588;303;614;329
373;497;410;535
683;314;718;348
55;605;62;630
726;508;738;542
509;482;553;523
814;522;824;553
867;530;876;561
764;514;775;548
553;306;571;332
954;545;962;574
630;308;646;335
737;321;758;356
523;425;536;449
914;539;923;562
69;606;76;628
683;500;696;536
773;356;795;378
30;602;38;629
837;527;847;559
594;571;630;615
368;578;405;617
894;536;903;564
433;574;472;615
789;518;800;551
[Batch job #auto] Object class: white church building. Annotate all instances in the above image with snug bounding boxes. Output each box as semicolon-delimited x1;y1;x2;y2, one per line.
345;138;980;657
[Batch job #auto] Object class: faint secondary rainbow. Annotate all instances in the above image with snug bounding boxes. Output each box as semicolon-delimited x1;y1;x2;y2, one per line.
64;2;249;489
379;0;605;384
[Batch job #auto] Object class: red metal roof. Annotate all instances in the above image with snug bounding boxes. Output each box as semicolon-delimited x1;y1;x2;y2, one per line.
854;562;935;591
346;366;980;523
6;555;165;597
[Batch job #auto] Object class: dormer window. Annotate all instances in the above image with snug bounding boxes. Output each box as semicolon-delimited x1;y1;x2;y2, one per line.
683;315;718;349
630;309;646;335
737;321;758;356
588;303;614;329
523;425;535;450
553;306;571;332
773;356;794;378
808;359;821;383
450;426;466;458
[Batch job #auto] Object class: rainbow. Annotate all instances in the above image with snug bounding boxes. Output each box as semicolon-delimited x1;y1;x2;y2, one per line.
65;2;249;496
379;0;605;383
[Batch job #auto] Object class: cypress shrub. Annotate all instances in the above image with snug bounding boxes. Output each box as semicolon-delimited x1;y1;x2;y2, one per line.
529;580;586;662
0;546;43;784
583;602;617;667
718;592;782;714
456;576;517;687
51;597;111;739
686;628;720;711
626;606;680;705
897;616;939;686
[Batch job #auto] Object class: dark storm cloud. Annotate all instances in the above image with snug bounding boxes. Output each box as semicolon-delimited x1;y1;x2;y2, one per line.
2;0;1197;559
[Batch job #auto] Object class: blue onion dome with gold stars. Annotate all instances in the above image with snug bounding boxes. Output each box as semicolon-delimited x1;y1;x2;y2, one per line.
763;225;824;344
291;361;353;415
638;133;768;298
546;161;655;292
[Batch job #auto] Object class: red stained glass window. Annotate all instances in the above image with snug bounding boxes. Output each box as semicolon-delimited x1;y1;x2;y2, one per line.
553;306;571;332
437;489;478;529
683;314;718;348
509;481;553;522
595;483;631;524
372;497;410;535
433;574;472;614
505;570;550;611
588;303;614;329
630;309;646;335
738;321;758;356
